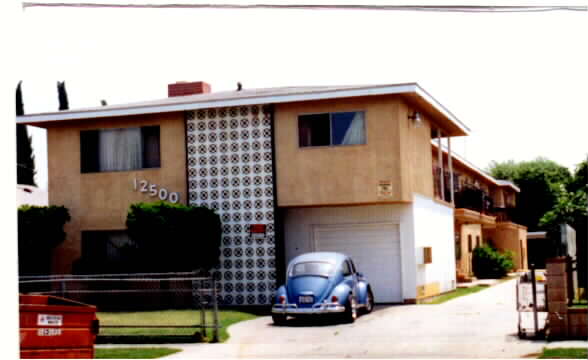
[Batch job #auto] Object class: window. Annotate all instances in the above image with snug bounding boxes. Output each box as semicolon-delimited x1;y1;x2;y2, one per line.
455;233;461;260
289;262;334;277
342;261;352;276
476;235;481;248
298;111;366;147
81;230;136;272
468;235;473;252
348;259;357;274
81;126;160;173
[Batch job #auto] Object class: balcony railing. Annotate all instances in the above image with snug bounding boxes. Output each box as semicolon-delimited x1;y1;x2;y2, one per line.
432;166;458;202
432;167;518;223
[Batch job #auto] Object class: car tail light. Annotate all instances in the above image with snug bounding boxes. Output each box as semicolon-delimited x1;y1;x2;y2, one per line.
331;295;338;303
279;295;286;304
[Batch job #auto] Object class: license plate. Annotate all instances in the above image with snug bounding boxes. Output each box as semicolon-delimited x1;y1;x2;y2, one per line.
299;295;314;304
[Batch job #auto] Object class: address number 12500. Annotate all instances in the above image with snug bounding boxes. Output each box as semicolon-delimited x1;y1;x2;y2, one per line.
133;178;180;203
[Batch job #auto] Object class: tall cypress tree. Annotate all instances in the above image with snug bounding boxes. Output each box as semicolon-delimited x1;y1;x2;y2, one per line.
16;81;37;186
57;81;69;111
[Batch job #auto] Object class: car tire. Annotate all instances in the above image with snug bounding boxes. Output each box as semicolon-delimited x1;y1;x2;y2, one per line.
343;295;357;323
363;288;375;314
272;314;287;325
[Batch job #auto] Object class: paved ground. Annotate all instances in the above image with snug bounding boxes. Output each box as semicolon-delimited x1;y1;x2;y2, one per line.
99;279;588;358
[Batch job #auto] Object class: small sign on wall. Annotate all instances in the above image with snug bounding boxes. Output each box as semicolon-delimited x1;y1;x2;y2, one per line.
249;224;267;235
377;180;393;198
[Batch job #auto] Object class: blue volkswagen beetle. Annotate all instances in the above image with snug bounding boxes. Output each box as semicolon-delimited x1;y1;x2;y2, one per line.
271;252;374;324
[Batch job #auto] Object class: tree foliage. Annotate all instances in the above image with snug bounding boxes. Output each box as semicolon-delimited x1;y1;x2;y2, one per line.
126;201;222;272
540;183;587;228
16;81;36;186
488;157;572;231
18;205;71;275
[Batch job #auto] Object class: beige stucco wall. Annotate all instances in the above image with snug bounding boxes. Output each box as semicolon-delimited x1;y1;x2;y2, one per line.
400;101;435;200
47;112;187;273
457;223;483;276
491;222;528;270
274;95;435;207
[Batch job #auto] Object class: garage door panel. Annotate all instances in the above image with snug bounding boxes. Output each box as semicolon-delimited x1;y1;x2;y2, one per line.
314;224;402;303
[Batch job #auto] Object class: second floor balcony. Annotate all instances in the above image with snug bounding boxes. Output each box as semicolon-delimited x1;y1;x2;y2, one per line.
433;166;517;224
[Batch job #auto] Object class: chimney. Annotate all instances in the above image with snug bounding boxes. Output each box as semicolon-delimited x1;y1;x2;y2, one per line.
168;81;211;97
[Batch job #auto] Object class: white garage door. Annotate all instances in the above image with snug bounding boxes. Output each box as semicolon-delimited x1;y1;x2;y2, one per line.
314;223;402;303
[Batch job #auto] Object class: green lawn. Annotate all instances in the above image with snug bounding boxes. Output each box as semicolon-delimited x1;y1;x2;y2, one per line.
95;347;181;359
539;348;588;359
421;286;489;304
97;309;257;343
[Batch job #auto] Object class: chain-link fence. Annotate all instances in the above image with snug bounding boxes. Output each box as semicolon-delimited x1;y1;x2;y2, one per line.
19;272;220;342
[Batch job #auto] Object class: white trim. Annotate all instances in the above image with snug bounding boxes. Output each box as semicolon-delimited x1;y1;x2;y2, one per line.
17;83;470;136
414;86;470;134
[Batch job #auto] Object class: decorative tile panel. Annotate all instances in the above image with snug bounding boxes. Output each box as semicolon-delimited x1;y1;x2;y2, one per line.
186;105;276;305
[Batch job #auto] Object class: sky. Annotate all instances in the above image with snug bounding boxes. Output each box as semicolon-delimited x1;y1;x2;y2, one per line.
13;1;588;190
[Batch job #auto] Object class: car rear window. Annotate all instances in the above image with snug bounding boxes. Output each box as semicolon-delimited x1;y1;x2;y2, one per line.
290;262;334;277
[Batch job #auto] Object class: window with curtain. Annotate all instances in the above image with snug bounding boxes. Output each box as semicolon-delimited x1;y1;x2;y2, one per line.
81;126;160;173
298;111;366;147
81;231;137;273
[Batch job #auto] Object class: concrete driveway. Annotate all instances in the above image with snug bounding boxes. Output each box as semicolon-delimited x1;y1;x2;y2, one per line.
162;279;585;358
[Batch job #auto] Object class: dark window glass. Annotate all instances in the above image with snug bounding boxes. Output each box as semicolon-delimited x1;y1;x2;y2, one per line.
80;126;160;173
80;130;100;173
298;111;365;147
331;112;365;145
299;113;330;147
342;261;352;276
468;235;473;252
81;231;135;273
455;233;461;260
142;126;161;168
349;259;357;274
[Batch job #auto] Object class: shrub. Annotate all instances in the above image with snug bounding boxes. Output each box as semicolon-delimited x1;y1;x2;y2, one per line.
126;201;222;272
18;205;71;275
472;244;515;279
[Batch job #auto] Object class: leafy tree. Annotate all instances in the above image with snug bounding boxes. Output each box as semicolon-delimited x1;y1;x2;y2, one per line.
16;81;36;186
57;81;69;110
539;183;587;228
568;158;587;194
542;158;588;292
488;157;572;231
18;205;71;275
126;201;222;272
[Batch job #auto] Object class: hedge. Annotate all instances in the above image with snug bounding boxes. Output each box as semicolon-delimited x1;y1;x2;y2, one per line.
125;201;222;273
472;244;515;279
18;205;71;275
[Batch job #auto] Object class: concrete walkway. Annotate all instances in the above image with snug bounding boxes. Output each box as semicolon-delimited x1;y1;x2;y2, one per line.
98;279;587;358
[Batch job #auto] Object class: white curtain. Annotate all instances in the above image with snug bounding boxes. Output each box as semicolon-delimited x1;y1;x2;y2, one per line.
341;112;365;145
99;128;143;171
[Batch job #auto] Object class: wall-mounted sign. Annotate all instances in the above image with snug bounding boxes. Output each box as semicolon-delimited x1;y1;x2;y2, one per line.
133;178;180;203
377;180;393;198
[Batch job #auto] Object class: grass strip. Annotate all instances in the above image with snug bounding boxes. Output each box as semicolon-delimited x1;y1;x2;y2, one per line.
97;309;257;343
95;347;182;359
539;347;588;359
421;286;489;304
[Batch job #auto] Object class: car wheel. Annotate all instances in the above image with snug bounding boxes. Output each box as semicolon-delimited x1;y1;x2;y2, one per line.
272;314;287;325
364;288;374;314
343;295;357;323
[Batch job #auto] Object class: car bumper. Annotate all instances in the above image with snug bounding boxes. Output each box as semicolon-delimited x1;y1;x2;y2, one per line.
272;303;346;315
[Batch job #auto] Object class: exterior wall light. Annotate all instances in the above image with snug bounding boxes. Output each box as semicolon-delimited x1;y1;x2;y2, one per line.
408;111;423;127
